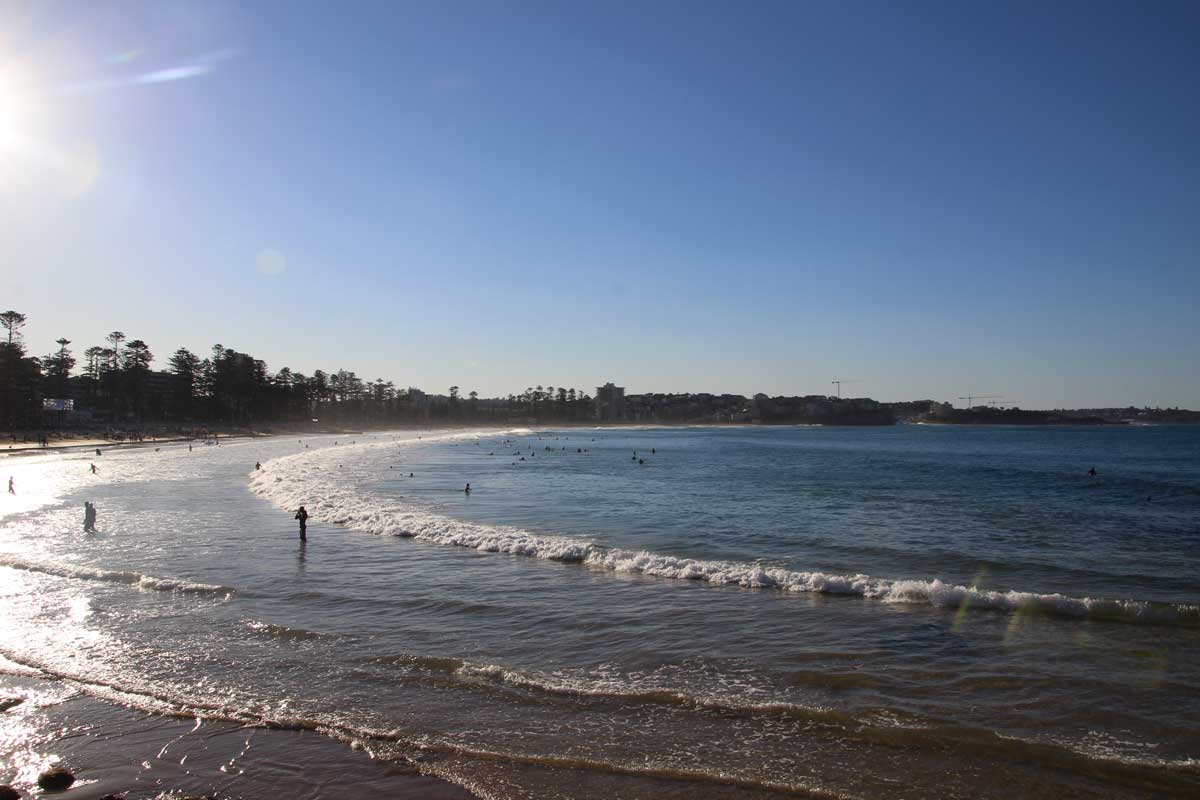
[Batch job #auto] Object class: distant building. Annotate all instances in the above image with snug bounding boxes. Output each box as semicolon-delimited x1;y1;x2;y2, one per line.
594;382;626;421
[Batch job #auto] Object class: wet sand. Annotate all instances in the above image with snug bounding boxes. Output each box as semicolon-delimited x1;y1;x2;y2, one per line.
0;673;476;799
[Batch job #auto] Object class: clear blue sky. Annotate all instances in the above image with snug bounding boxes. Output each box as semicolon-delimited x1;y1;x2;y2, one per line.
2;0;1197;408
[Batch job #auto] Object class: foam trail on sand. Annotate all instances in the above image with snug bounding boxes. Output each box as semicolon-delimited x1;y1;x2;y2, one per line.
249;439;1199;628
0;554;236;596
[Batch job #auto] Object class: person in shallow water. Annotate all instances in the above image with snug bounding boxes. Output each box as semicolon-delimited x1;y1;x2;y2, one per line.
83;501;97;533
464;483;471;494
1088;467;1097;477
7;477;12;494
294;506;309;540
255;462;262;470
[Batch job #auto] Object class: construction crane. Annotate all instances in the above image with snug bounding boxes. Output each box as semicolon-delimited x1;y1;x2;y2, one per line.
831;380;860;399
958;394;1001;408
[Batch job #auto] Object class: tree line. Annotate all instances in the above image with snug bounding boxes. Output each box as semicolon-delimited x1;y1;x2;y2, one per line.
0;310;595;430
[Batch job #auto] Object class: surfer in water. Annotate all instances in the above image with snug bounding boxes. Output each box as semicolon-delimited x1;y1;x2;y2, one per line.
295;506;309;541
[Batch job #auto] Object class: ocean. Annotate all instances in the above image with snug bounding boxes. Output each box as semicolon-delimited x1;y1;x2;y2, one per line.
1;424;1198;798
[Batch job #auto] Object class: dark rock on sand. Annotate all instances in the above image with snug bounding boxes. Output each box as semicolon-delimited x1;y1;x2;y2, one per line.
37;766;75;791
0;784;21;800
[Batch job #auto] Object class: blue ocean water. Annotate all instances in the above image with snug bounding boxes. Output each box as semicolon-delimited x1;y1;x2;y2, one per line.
1;425;1198;799
368;424;1200;605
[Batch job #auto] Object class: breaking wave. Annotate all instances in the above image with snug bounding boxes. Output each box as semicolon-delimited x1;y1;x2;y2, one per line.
249;442;1199;628
0;554;237;597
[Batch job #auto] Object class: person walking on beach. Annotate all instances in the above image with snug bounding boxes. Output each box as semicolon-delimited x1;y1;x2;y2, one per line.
295;506;309;541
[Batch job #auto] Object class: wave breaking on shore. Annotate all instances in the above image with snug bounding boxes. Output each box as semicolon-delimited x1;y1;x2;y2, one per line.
249;440;1199;628
0;554;237;596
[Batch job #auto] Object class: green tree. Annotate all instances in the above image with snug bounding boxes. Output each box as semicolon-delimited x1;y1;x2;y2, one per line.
0;311;27;346
42;338;75;399
123;339;154;420
168;348;201;419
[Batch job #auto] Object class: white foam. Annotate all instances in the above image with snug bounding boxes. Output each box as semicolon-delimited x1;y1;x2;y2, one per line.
0;554;236;596
249;440;1199;628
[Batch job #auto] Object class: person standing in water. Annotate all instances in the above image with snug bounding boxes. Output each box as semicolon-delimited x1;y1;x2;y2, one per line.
464;483;471;494
90;463;98;474
295;506;309;540
7;477;13;495
83;502;97;533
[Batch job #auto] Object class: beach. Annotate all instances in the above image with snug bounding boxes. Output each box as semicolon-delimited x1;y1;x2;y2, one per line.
1;426;1198;799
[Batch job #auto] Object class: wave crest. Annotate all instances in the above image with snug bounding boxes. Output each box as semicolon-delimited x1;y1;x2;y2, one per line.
0;555;236;597
249;445;1198;628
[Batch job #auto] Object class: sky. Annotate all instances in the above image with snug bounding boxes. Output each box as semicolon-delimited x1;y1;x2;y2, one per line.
1;0;1198;408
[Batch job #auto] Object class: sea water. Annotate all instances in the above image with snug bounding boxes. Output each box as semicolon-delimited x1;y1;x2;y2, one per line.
1;425;1197;798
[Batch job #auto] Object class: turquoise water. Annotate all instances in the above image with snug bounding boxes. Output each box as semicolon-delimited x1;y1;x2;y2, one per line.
1;425;1198;798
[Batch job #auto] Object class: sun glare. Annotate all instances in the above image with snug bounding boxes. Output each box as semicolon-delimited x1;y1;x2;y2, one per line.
0;75;27;150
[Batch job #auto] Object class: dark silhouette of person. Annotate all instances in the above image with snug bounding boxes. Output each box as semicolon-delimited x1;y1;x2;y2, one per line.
464;483;471;494
255;462;262;470
7;477;13;494
1087;467;1097;477
83;502;97;533
90;463;97;474
96;449;102;456
295;506;309;540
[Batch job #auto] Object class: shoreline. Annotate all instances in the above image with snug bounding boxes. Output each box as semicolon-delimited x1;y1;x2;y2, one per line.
0;668;477;799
